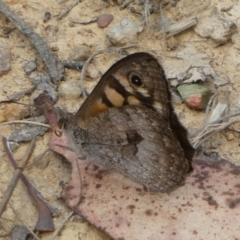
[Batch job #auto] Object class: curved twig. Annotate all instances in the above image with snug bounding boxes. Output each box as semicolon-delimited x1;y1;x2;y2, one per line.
0;0;64;84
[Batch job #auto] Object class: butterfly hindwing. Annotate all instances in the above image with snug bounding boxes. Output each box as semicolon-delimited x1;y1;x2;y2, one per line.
76;105;189;192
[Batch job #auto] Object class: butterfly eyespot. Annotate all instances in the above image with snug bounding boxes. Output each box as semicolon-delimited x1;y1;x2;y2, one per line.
130;74;143;87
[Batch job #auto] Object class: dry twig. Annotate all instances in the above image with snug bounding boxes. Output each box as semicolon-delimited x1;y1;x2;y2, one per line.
0;0;64;84
191;111;240;148
49;211;74;240
0;120;50;128
2;137;55;232
62;60;85;70
57;0;81;20
70;17;97;24
120;0;133;10
7;200;40;240
165;16;197;37
0;87;35;103
0;138;36;217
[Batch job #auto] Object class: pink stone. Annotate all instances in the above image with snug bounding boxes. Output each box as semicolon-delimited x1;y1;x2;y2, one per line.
185;94;202;108
97;14;113;28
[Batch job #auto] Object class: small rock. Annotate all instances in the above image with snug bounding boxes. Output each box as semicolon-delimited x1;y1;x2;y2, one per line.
177;45;208;68
210;140;221;149
166;36;178;50
59;81;82;99
9;142;19;152
1;104;29;121
208;102;228;123
97;14;113;28
29;72;58;101
43;11;51;23
68;45;92;61
0;47;11;76
177;84;212;110
194;7;237;44
23;60;37;75
51;46;59;51
33;151;51;169
171;90;183;105
223;131;235;141
212;74;229;86
161;58;191;85
86;63;99;79
11;225;32;240
106;18;143;46
186;68;206;83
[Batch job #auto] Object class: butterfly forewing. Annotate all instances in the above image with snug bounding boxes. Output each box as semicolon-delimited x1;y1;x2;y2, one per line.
74;52;170;126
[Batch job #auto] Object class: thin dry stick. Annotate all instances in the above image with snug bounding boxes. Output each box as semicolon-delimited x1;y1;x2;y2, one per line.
144;0;151;29
0;120;50;128
165;16;197;37
2;138;55;232
203;93;219;123
7;200;41;240
0;188;40;240
192;120;238;148
159;2;166;51
0;138;36;217
49;211;74;240
120;0;134;10
191;109;240;148
193;110;240;143
57;0;80;20
211;111;240;124
0;87;35;103
0;0;64;83
70;17;97;24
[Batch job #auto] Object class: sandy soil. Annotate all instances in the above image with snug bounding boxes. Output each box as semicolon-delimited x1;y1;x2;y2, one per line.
0;0;240;239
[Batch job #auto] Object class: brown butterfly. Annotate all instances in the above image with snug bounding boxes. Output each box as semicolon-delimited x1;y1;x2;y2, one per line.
68;52;195;192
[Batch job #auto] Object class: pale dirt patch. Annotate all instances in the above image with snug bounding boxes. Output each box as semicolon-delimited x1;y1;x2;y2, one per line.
0;0;239;239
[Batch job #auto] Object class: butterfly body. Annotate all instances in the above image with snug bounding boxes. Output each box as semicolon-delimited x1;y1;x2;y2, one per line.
70;52;194;192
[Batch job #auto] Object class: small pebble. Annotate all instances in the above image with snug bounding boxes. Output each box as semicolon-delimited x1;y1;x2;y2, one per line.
223;131;235;141
33;151;51;169
97;14;113;28
171;90;183;105
9;142;19;152
68;45;92;61
194;7;237;44
86;63;99;79
23;60;37;75
210;140;221;149
177;84;212;110
106;18;143;45
59;82;82;99
51;46;59;51
11;225;32;240
43;12;51;23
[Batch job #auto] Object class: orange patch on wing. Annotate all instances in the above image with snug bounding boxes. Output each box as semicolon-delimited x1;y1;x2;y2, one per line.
127;96;140;105
88;102;109;118
104;86;124;107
